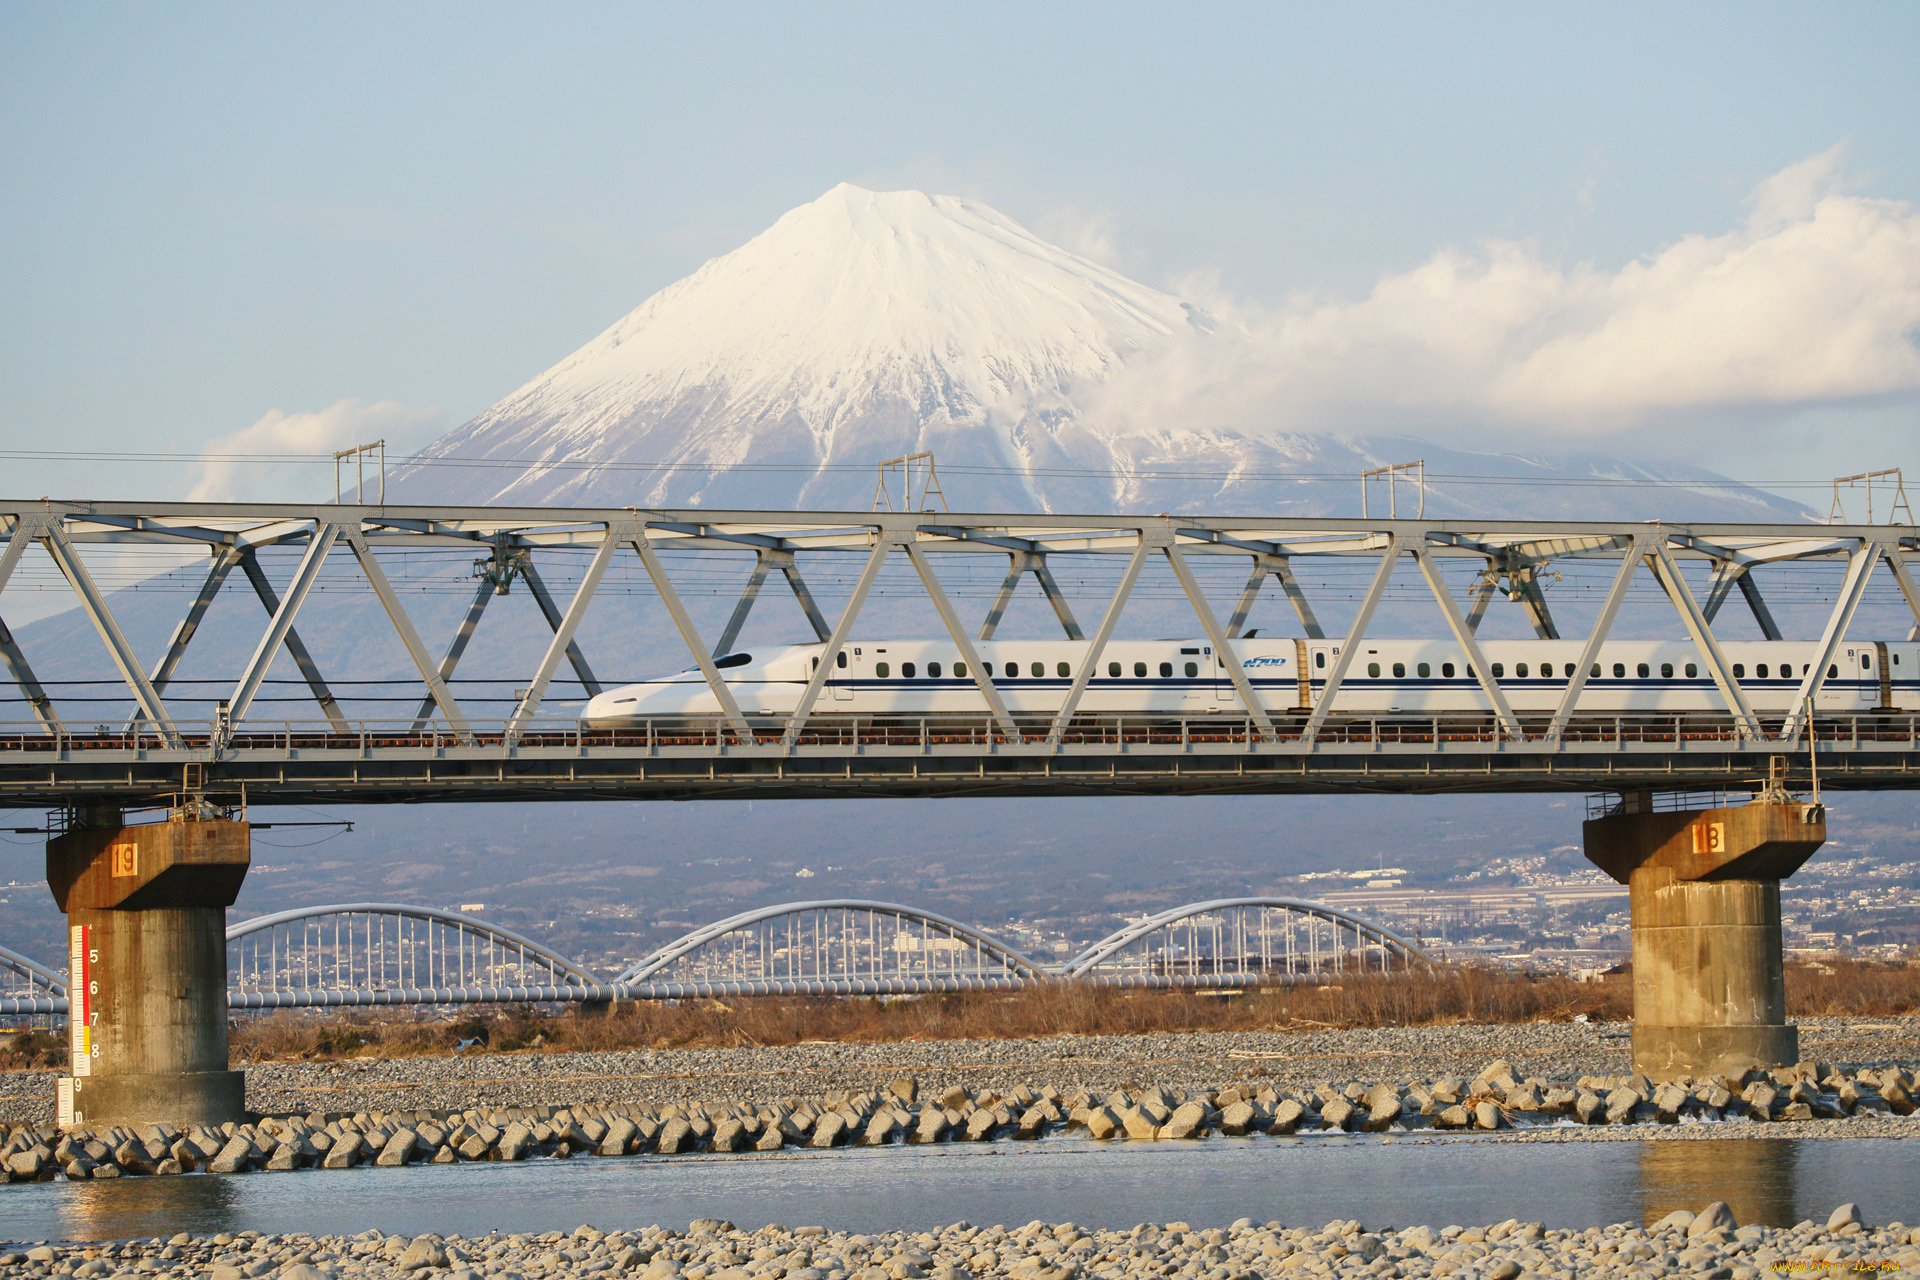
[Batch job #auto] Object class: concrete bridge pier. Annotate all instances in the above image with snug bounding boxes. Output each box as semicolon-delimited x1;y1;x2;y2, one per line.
1584;789;1825;1081
47;808;251;1128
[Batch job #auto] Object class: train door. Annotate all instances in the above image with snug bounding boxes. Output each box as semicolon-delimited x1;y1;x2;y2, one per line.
831;649;854;700
1844;647;1876;706
1214;646;1235;701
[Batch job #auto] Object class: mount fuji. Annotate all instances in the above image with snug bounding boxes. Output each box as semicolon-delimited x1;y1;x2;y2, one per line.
392;183;1805;520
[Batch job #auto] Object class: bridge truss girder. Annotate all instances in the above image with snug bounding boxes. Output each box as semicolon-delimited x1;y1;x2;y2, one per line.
2;501;1918;807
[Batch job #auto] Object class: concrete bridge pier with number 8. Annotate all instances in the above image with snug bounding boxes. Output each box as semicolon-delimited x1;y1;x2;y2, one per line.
1584;781;1827;1081
46;808;250;1128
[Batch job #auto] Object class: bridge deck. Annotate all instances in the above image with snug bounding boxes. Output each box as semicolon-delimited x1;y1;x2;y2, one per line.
1;712;1911;805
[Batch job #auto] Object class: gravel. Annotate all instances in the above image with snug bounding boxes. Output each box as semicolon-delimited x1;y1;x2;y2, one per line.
2;1209;1916;1279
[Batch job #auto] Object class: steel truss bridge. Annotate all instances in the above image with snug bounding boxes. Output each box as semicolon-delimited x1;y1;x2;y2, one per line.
0;897;1427;1015
2;501;1918;804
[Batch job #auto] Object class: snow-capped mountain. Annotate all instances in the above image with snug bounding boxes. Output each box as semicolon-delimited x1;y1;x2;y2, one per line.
391;184;1811;521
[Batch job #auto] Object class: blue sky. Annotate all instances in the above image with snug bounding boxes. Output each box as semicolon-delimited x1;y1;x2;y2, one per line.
3;2;1917;500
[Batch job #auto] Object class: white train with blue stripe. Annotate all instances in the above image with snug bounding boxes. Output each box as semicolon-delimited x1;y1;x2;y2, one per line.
582;637;1915;725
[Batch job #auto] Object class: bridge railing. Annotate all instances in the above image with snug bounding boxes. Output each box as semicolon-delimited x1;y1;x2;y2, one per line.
2;711;1916;754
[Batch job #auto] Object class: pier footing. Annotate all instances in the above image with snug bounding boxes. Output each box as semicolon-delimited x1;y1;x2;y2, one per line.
1584;792;1824;1081
47;811;250;1128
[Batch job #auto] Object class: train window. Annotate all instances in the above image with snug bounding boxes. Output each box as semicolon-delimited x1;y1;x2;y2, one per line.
1613;663;1625;678
1315;652;1326;669
1780;664;1792;678
1491;663;1504;679
1108;661;1122;678
1732;664;1745;679
1863;652;1873;670
1392;663;1405;678
876;662;891;678
1516;662;1529;678
1442;662;1455;678
1184;661;1199;678
1367;662;1381;678
1637;663;1650;678
812;656;819;672
1829;664;1839;678
1539;664;1554;679
1660;663;1673;679
1756;663;1767;679
1417;662;1431;678
902;662;916;679
1159;662;1173;678
1591;664;1601;678
836;651;848;669
1685;663;1698;678
715;653;752;669
928;661;942;678
1057;662;1071;678
1004;662;1019;678
1031;662;1044;678
1134;661;1148;678
954;662;967;678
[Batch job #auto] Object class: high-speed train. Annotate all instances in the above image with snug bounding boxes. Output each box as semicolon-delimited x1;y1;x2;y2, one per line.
582;637;1916;725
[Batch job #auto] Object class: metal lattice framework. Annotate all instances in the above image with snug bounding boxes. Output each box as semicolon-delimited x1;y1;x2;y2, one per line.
0;896;1434;1013
2;501;1919;805
611;899;1045;996
224;904;600;1009
0;942;66;1015
1062;898;1431;986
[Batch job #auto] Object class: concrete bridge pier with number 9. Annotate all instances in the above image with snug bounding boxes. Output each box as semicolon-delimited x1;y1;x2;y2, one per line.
1584;776;1827;1081
46;807;250;1129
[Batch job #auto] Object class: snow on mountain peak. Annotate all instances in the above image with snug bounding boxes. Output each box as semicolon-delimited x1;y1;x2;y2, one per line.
399;183;1206;509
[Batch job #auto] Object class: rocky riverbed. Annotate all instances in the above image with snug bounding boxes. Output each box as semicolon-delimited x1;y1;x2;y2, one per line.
3;1052;1916;1184
7;1016;1912;1125
2;1203;1917;1280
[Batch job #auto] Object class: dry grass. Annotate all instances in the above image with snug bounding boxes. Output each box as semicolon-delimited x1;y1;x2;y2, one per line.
0;956;1891;1069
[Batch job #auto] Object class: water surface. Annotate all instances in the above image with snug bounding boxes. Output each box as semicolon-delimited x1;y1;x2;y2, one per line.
1;1133;1914;1244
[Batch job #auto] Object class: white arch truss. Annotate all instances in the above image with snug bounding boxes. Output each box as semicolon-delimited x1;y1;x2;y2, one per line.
613;899;1046;989
1061;897;1432;984
225;902;602;1009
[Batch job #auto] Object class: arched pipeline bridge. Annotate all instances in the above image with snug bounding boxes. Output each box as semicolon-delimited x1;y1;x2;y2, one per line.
0;896;1428;1014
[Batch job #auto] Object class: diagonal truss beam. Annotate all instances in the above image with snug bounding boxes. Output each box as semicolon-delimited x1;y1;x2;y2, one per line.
1302;537;1399;746
0;613;59;734
903;540;1020;739
507;532;620;745
778;559;834;642
1411;547;1525;742
411;576;495;733
40;521;180;745
1048;539;1149;744
1163;541;1277;741
713;551;776;657
783;541;891;748
345;530;473;741
1702;559;1785;640
628;530;753;742
1544;539;1642;742
1463;575;1496;634
1781;541;1881;742
978;552;1084;641
1646;541;1763;740
1880;546;1920;644
709;548;834;654
128;545;242;730
518;555;602;697
1224;553;1326;640
236;546;349;730
0;516;61;734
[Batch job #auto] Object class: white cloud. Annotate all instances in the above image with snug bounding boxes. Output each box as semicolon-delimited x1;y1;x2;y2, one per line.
189;399;442;502
1085;146;1920;447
